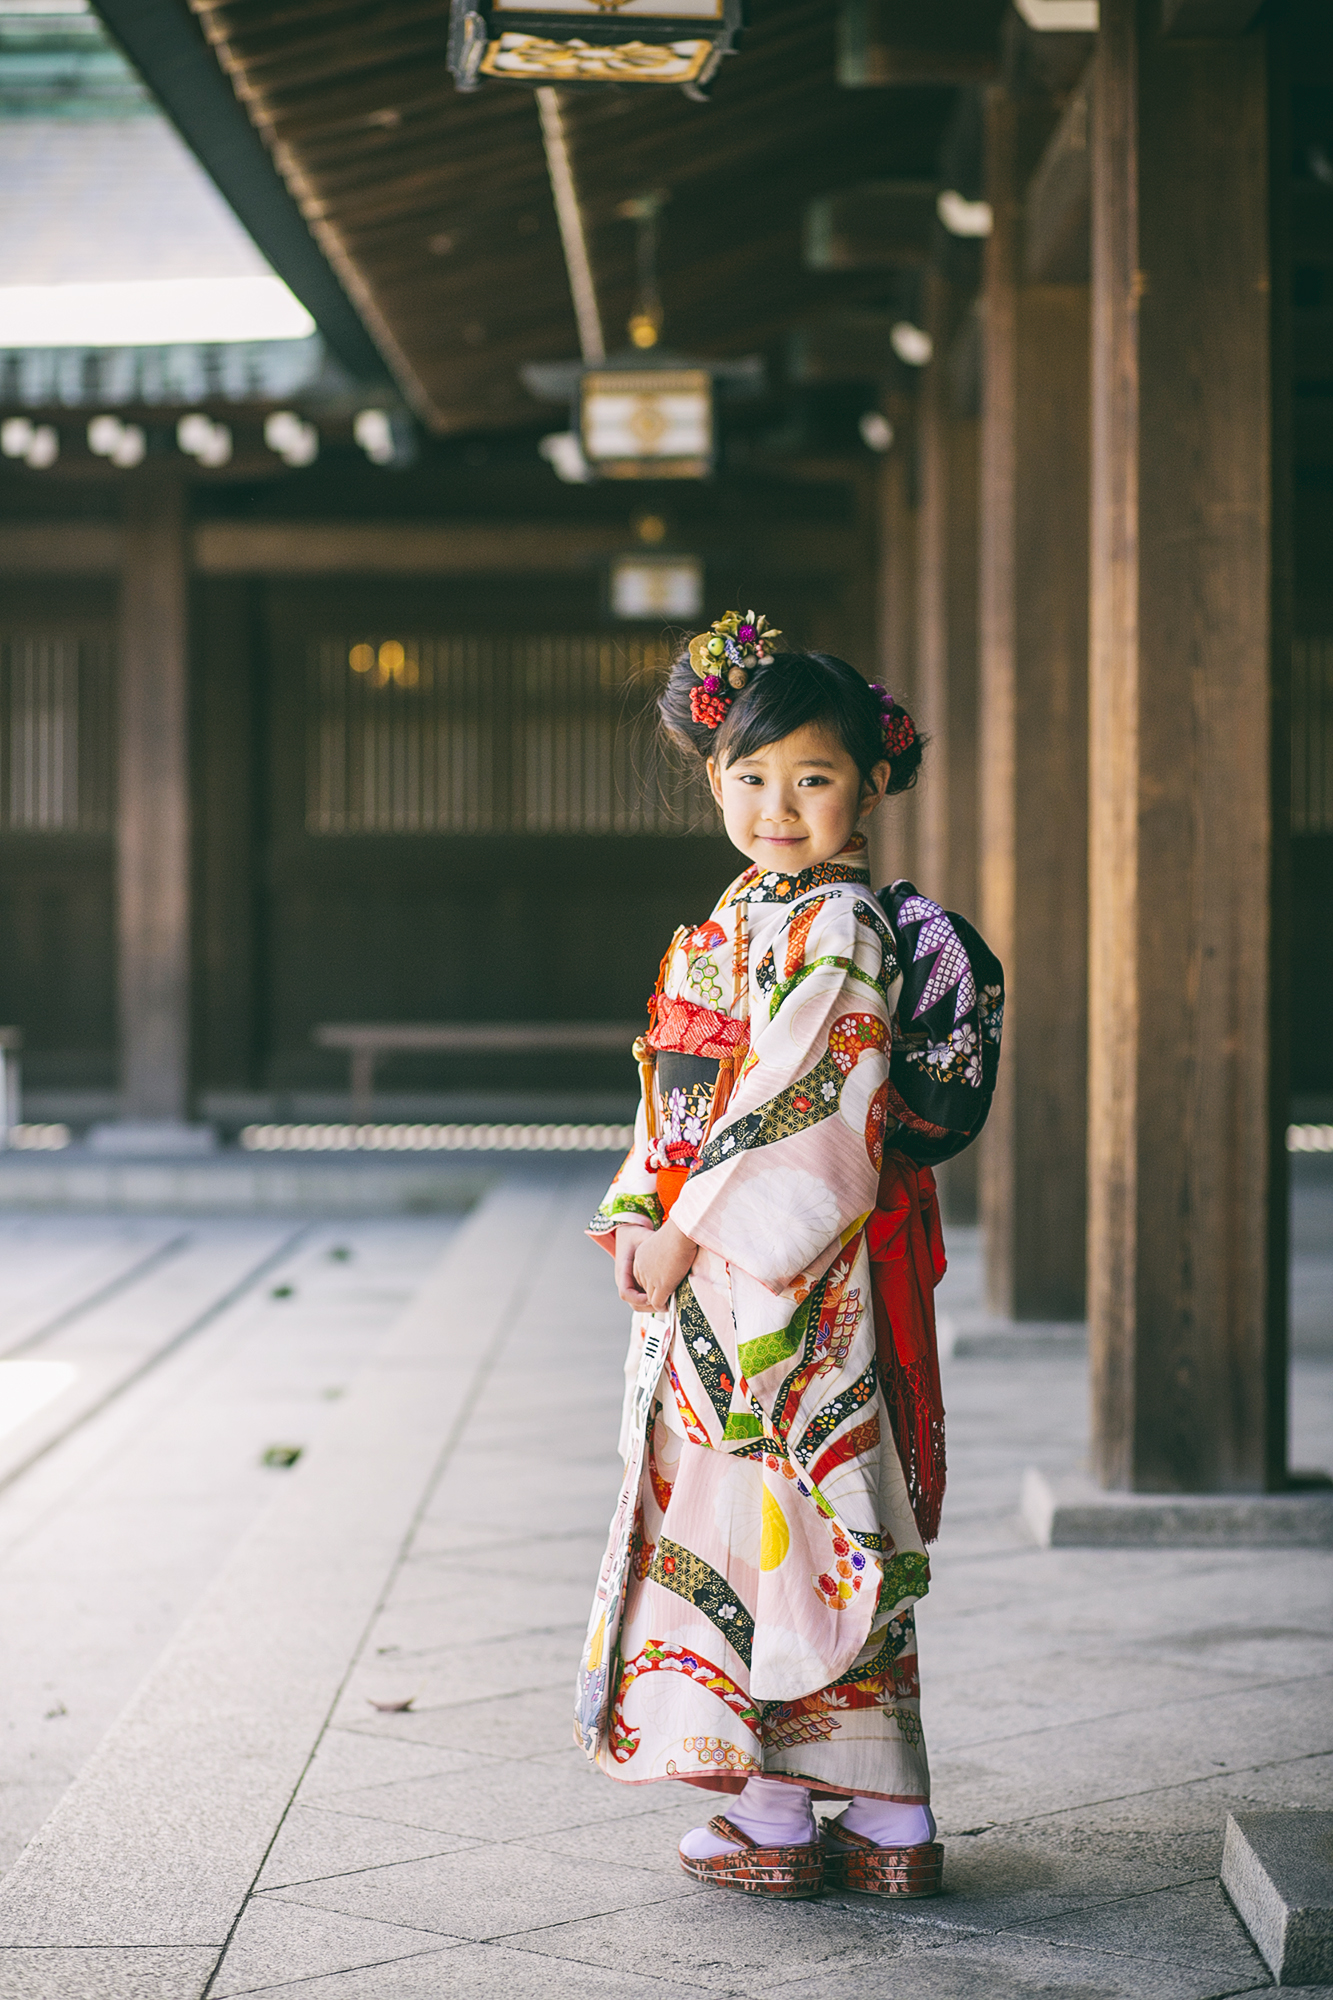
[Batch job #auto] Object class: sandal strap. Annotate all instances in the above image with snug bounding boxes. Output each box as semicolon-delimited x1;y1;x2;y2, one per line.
707;1814;758;1850
822;1816;881;1853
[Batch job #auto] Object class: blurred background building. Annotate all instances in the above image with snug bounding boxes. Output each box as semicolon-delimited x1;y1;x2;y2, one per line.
0;0;1328;1496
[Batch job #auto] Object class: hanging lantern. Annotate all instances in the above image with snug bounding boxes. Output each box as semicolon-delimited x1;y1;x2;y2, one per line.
609;553;704;619
580;365;713;479
448;0;743;92
523;353;760;483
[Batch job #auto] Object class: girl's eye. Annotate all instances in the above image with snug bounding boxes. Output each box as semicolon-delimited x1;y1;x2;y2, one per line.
798;775;830;787
738;774;763;785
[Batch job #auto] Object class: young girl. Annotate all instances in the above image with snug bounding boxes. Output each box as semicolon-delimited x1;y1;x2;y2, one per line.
578;612;1002;1900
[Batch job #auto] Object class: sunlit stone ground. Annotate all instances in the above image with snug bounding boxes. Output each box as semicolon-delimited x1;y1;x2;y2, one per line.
0;1160;1327;1999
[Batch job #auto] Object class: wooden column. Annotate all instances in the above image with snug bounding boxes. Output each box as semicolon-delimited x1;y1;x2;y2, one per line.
916;270;982;1222
194;578;258;1094
118;475;191;1122
979;88;1091;1320
1088;0;1282;1490
870;402;919;887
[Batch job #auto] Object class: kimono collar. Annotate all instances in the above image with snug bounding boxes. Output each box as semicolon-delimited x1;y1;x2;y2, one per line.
724;833;871;907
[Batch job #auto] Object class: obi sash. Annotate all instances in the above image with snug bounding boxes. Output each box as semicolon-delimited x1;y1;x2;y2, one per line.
642;992;749;1218
866;1152;948;1544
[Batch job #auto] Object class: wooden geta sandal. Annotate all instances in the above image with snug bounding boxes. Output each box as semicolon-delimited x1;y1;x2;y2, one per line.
821;1816;943;1896
678;1815;824;1899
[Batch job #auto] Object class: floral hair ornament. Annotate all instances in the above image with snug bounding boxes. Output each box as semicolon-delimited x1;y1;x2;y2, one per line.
687;608;782;729
868;682;917;759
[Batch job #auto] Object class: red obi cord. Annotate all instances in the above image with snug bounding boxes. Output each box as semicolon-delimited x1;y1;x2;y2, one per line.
865;1153;947;1544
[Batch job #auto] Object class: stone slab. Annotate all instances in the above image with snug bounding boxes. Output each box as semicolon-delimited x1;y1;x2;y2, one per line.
0;1223;302;1495
0;1152;491;1215
0;1947;218;2000
939;1312;1087;1360
1022;1466;1333;1547
0;1182;563;1952
1222;1811;1333;1984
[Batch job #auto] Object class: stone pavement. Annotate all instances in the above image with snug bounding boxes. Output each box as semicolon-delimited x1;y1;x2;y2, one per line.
0;1215;460;1878
0;1163;1329;1998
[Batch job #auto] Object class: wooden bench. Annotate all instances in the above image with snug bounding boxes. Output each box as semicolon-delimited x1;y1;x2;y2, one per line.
313;1022;642;1116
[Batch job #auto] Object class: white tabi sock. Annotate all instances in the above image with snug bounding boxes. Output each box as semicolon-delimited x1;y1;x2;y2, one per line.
836;1796;937;1848
679;1775;818;1860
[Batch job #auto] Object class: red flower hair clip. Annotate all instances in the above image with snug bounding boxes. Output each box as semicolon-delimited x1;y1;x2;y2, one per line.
868;683;917;759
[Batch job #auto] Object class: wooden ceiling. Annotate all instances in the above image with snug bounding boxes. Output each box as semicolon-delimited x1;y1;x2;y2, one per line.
185;0;960;434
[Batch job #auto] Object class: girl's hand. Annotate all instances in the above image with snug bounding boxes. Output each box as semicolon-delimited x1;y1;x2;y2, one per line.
632;1217;698;1312
614;1223;654;1309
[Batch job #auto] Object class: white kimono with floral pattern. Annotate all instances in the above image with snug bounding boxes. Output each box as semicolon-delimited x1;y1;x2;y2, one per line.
585;838;932;1803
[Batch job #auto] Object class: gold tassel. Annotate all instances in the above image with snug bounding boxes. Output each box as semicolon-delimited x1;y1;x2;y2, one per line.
632;1035;658;1144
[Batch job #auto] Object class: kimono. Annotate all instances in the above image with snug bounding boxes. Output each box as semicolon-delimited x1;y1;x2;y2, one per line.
579;834;1002;1803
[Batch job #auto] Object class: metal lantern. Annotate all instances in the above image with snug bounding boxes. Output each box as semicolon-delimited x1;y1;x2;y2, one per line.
579;365;713;479
523;352;760;484
608;553;704;618
448;0;743;92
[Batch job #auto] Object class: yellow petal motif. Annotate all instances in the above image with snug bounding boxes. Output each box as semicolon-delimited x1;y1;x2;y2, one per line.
586;1612;605;1672
760;1485;791;1570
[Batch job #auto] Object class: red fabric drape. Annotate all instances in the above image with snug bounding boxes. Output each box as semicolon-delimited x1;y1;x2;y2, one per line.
865;1152;948;1543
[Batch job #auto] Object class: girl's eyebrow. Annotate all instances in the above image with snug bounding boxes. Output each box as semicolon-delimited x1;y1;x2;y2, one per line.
733;754;838;768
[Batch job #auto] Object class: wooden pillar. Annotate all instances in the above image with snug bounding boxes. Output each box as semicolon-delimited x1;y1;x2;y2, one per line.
870;401;919;887
916;270;982;1222
118;475;191;1122
1088;0;1282;1491
979;88;1091;1320
194;578;258;1094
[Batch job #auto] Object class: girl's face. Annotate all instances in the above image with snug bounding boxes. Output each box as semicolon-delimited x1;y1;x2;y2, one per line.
707;721;889;871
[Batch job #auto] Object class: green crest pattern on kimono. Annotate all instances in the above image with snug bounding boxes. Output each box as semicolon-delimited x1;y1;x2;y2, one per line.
579;835;1002;1802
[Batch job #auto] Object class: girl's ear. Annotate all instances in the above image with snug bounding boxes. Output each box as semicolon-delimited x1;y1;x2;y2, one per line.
859;760;891;816
706;755;725;807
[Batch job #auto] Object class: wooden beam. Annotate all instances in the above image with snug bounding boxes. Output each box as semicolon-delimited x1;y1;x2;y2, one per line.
979;87;1091;1318
0;519;860;583
789;314;904;384
1024;64;1092;281
804;184;938;272
190;520;853;578
837;0;1006;84
1162;0;1264;35
118;476;191;1123
0;524;122;574
1088;0;1281;1490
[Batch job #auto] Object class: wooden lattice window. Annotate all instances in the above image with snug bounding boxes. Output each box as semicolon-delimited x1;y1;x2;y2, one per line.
306;632;716;836
0;634;115;834
1293;636;1333;836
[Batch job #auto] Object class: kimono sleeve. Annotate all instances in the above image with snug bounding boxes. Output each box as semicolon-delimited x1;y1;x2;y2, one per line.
878;880;1004;1167
669;892;891;1294
587;1092;661;1251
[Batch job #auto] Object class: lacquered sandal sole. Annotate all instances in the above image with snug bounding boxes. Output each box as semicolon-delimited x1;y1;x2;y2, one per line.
679;1849;824;1898
822;1836;943;1897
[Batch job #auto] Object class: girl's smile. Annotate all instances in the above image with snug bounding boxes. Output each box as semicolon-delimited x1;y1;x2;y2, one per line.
707;720;889;870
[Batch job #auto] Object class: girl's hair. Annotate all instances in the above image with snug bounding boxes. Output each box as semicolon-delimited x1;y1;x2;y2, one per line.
659;645;924;796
